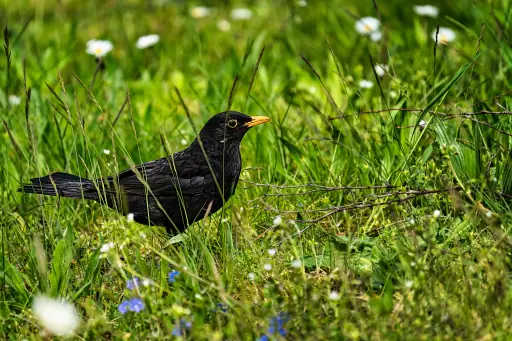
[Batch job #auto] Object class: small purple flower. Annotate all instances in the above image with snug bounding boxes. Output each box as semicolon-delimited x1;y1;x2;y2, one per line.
168;270;180;283
257;335;270;341
127;297;145;313
126;277;140;290
118;300;129;314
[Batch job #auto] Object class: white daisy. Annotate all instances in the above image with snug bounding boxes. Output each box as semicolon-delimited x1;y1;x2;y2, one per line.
190;6;210;19
433;210;441;218
359;80;374;89
291;259;302;268
413;5;439;18
102;149;111;155
100;242;115;253
432;27;456;44
142;278;154;286
419;120;427;129
273;215;283;225
405;280;414;288
329;291;340;301
248;272;256;280
86;39;113;57
231;8;253;20
127;213;135;223
374;64;389;77
33;295;80;336
136;34;160;49
267;248;277;257
263;263;272;271
355;17;380;36
8;95;21;106
217;19;232;32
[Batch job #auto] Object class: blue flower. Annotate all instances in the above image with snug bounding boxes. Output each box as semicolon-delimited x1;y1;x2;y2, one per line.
127;297;145;313
172;318;192;337
168;270;180;283
216;303;228;313
171;327;181;337
118;300;129;314
257;335;269;341
265;312;290;337
126;277;140;290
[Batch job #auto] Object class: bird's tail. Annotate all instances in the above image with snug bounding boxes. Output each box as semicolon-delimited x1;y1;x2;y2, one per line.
18;172;99;200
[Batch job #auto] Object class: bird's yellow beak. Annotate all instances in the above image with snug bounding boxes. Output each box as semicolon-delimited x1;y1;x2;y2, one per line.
244;116;272;127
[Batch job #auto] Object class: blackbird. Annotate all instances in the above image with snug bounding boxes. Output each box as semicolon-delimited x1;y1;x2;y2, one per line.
19;111;271;234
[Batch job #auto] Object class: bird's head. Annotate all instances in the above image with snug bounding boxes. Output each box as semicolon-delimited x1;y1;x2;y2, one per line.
198;111;271;144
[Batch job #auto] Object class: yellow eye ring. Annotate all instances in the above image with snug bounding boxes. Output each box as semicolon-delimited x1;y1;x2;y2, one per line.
227;119;238;128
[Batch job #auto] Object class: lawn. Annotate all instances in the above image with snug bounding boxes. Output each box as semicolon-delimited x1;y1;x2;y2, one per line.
2;0;512;339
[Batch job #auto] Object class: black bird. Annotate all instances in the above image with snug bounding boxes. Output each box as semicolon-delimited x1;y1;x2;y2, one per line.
19;111;271;234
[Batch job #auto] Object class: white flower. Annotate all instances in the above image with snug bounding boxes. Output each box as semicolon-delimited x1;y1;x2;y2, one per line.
263;263;272;271
231;8;253;20
433;210;441;218
291;259;302;268
409;219;416;225
190;6;210;18
127;213;135;223
142;278;154;286
413;5;439;17
100;242;115;253
419;120;427;129
86;39;113;57
267;248;277;257
374;64;389;77
329;291;340;301
405;280;414;288
136;34;160;49
273;215;283;225
355;17;380;36
8;95;21;106
485;211;492;218
217;19;231;32
102;149;111;155
359;80;374;89
297;0;308;6
370;31;382;41
33;295;80;336
432;27;456;44
248;272;256;280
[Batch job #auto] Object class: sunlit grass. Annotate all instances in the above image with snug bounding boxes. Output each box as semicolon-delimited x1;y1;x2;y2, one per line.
2;0;512;339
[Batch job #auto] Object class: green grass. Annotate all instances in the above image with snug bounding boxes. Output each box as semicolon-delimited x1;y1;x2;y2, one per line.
2;0;512;339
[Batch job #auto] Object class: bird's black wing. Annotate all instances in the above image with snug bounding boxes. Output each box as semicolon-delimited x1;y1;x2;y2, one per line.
112;157;212;197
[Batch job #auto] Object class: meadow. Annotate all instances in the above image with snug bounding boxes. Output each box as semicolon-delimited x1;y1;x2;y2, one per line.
2;0;512;339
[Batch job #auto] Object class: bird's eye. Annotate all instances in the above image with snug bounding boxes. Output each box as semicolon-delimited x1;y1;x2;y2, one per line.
227;119;238;128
